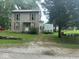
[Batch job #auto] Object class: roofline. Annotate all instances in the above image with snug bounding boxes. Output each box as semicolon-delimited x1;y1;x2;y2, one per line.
12;10;40;13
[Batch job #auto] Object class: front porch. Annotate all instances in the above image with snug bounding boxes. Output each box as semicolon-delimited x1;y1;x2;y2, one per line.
22;22;36;32
22;22;31;32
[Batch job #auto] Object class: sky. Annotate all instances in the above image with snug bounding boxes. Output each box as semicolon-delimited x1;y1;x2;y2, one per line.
36;0;48;23
40;0;48;23
41;0;44;3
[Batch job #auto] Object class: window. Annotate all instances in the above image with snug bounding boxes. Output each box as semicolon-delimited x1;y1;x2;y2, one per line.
14;22;20;30
40;26;44;30
30;13;36;20
15;13;20;20
16;22;20;30
32;14;34;20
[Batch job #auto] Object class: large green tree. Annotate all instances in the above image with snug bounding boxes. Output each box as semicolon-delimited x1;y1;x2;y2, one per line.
43;0;79;38
0;0;11;29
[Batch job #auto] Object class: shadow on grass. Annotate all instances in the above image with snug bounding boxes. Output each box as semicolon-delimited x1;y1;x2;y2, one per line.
42;32;79;49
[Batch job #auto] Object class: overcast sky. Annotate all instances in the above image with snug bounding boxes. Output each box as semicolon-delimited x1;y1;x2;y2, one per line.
39;0;48;23
41;0;44;3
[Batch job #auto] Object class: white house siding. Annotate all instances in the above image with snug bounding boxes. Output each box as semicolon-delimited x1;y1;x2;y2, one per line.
20;13;30;22
11;14;15;32
35;12;40;29
43;24;54;32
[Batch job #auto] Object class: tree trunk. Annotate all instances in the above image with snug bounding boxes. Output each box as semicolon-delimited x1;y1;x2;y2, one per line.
58;26;62;38
54;25;57;32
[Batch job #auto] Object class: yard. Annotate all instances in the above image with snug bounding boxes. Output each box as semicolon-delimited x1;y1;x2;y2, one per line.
64;30;79;34
52;30;79;48
0;30;79;48
0;30;37;47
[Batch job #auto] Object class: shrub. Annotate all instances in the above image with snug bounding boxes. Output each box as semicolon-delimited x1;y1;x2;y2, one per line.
28;27;38;34
43;31;53;34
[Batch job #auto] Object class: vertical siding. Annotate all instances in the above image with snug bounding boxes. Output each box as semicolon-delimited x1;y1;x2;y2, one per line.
11;12;41;32
20;13;30;22
11;14;15;31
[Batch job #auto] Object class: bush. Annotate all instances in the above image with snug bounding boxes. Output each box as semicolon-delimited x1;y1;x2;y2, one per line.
43;31;53;34
28;27;38;34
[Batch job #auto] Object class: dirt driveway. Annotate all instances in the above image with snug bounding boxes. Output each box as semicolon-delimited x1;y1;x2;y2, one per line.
0;42;79;59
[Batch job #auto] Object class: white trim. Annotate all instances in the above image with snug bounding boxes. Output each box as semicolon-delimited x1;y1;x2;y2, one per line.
12;10;40;13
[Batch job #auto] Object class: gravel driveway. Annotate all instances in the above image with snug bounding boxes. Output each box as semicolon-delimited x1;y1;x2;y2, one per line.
0;42;79;59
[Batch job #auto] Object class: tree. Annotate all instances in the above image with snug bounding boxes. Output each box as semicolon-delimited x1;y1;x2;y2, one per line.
0;0;11;29
43;0;79;38
8;0;39;10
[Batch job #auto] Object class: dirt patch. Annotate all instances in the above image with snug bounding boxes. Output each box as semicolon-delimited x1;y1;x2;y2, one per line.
0;41;79;59
30;41;79;56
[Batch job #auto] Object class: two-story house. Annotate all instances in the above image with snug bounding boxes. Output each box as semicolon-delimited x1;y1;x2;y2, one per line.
11;10;41;33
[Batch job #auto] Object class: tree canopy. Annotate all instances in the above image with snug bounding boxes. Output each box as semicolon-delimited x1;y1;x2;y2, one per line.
43;0;79;38
5;0;39;10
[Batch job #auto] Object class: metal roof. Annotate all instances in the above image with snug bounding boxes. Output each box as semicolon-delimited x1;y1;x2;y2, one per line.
12;10;40;13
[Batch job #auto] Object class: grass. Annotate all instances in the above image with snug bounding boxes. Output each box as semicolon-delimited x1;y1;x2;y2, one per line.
63;30;79;34
0;40;22;44
0;30;38;47
32;33;79;49
60;44;79;49
51;30;79;49
0;31;60;46
34;30;79;49
0;30;79;48
0;30;37;42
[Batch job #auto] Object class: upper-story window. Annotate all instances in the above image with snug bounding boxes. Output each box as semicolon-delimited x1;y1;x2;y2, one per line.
32;14;34;20
15;13;20;20
30;13;36;20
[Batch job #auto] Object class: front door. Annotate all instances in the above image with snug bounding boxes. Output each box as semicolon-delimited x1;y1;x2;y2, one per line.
23;22;30;32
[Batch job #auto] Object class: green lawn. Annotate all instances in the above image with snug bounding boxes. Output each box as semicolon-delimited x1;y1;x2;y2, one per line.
0;31;37;41
0;30;38;46
63;30;79;34
0;31;60;46
0;30;79;48
51;30;79;49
